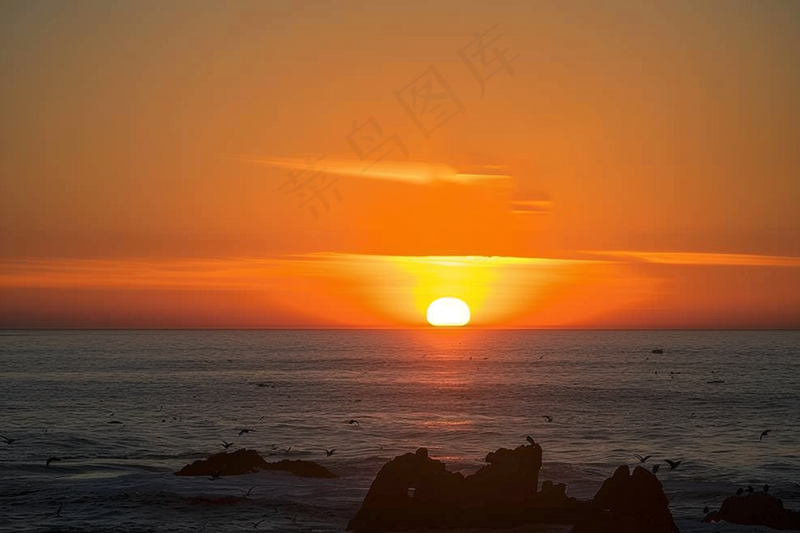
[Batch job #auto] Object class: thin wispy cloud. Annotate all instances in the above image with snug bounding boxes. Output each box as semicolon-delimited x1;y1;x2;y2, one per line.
586;251;800;267
235;155;513;186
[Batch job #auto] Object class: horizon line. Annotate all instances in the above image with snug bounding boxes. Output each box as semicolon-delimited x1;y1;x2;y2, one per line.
1;327;798;332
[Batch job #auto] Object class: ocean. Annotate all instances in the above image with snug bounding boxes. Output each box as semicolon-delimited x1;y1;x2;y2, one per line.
1;330;799;532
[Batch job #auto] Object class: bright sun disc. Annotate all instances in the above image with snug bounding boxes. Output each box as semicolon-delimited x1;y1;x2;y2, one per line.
426;297;471;327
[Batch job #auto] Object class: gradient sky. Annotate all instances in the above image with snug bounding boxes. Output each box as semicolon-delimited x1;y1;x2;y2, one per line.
1;1;799;328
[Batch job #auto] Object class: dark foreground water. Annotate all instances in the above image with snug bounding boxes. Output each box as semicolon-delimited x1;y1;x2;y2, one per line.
1;330;799;532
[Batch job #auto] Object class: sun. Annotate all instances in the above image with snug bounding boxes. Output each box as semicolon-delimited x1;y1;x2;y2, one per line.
426;297;471;327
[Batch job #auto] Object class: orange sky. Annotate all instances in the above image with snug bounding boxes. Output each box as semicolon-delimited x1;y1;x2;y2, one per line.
1;1;799;328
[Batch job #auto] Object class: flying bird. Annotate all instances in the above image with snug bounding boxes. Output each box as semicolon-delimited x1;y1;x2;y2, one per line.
346;419;360;426
760;430;771;440
238;428;253;436
325;449;336;457
526;435;536;446
0;435;17;445
284;446;292;454
221;440;234;450
55;503;62;517
651;464;660;474
543;415;553;423
107;421;123;425
664;459;682;470
242;486;257;497
634;454;652;463
46;457;61;467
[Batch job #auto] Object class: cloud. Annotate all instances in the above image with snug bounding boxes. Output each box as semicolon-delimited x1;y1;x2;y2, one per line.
235;154;513;186
583;251;800;267
510;198;552;215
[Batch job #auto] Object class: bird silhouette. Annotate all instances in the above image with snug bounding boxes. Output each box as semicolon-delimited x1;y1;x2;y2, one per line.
760;430;771;441
284;446;292;454
764;484;769;494
221;440;234;449
664;459;682;470
0;435;17;445
107;421;123;425
652;464;660;474
747;485;754;494
325;449;336;457
346;419;360;426
46;457;61;467
634;454;652;463
241;486;257;497
703;506;710;514
737;488;744;496
238;428;253;436
55;503;62;517
526;435;536;446
543;415;553;422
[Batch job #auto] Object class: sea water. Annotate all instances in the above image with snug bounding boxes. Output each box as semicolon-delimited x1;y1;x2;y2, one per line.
1;330;799;532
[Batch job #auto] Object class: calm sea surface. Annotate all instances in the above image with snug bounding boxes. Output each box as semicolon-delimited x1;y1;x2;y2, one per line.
1;330;799;532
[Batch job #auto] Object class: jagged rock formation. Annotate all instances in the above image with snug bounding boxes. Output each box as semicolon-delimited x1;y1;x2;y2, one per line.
175;448;336;478
572;465;679;533
347;443;588;532
703;492;800;530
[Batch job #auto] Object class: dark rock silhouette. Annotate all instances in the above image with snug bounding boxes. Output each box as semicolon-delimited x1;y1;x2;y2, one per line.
264;459;337;478
572;465;679;533
347;443;588;532
703;493;800;530
175;448;336;478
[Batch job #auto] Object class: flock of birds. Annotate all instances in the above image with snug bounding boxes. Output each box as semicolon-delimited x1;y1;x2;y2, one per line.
630;453;682;474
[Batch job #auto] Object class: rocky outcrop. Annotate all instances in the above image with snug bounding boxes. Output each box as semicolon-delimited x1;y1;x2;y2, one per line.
347;443;589;532
703;493;800;530
262;459;338;478
572;465;679;533
175;449;336;478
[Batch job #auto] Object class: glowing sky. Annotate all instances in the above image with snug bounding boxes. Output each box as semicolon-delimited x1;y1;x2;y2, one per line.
1;1;799;328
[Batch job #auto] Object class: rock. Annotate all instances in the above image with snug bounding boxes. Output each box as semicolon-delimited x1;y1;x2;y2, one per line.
175;448;336;478
347;443;589;532
703;493;800;530
263;459;338;478
572;465;679;533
